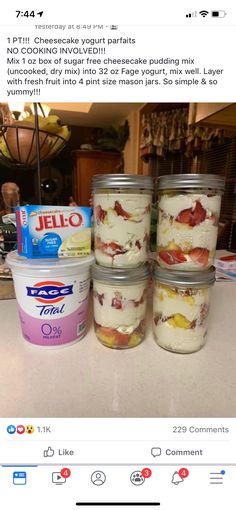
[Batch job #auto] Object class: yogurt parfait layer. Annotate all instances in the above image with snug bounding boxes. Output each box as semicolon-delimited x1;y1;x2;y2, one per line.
92;174;153;268
156;174;225;270
92;264;149;349
153;266;215;353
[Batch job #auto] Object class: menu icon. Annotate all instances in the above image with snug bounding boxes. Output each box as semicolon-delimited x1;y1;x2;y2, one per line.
209;469;225;484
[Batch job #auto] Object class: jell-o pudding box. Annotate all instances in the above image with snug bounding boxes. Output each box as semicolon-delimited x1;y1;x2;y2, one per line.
15;205;91;258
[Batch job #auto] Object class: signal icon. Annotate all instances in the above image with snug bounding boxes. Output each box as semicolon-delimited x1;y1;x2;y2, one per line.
186;11;197;18
199;10;209;17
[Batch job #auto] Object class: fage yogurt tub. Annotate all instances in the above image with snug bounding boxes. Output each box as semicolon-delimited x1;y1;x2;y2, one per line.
7;251;94;347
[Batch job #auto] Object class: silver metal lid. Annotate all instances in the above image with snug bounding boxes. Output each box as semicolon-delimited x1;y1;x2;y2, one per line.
92;174;154;190
154;264;215;287
157;173;225;191
92;263;150;283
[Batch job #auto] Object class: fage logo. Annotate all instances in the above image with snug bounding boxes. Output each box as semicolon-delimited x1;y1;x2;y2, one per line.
26;281;73;304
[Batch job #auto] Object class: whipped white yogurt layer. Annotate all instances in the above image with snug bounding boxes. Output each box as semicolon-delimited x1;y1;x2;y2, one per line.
157;192;222;269
154;323;207;354
93;281;147;332
94;192;151;267
153;283;210;353
159;193;221;217
157;218;218;251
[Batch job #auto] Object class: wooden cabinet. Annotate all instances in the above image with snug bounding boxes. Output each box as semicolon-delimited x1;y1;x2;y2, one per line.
188;103;236;127
72;150;121;206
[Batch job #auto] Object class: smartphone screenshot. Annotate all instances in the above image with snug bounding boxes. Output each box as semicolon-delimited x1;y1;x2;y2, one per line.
0;1;235;508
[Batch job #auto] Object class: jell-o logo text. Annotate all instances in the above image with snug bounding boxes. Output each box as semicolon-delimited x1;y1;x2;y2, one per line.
35;213;83;231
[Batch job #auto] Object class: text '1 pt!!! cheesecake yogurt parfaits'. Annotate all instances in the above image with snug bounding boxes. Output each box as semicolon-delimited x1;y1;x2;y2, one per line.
156;174;225;270
92;174;153;268
153;265;215;353
92;263;149;349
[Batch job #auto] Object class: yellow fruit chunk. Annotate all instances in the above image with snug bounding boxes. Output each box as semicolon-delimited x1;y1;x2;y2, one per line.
166;288;177;299
128;332;142;347
168;313;191;329
159;283;177;298
96;328;115;346
167;241;179;249
184;295;194;305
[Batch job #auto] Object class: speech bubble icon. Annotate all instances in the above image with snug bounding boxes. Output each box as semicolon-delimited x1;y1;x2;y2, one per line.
151;447;161;457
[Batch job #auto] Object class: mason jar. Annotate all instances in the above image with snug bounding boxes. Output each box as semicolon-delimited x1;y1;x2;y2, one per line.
92;263;149;349
92;174;153;268
153;265;215;353
156;174;225;270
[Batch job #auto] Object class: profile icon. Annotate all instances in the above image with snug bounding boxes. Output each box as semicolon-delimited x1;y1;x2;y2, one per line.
91;471;106;486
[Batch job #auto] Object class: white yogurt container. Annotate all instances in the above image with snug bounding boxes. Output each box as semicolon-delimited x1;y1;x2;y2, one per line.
6;251;94;347
153;265;215;353
156;174;225;270
92;174;153;268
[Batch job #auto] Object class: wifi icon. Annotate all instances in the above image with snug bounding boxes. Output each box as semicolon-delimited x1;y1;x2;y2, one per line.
199;10;209;17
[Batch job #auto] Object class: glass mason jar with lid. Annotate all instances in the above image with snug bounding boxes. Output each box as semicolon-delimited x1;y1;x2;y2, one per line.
92;263;149;349
92;174;153;268
156;174;225;270
153;265;215;353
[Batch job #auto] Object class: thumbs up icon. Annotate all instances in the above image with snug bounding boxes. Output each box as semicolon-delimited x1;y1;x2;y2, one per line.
44;446;55;457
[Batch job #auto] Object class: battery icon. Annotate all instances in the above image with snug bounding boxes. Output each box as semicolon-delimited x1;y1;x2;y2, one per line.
211;10;227;17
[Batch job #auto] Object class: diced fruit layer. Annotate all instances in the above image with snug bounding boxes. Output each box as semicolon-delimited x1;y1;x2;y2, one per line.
189;247;209;267
95;200;150;225
114;200;131;219
167;313;191;329
94;322;144;349
96;205;107;224
158;246;210;267
176;201;206;227
95;236;127;257
154;304;209;330
158;284;194;304
159;249;187;265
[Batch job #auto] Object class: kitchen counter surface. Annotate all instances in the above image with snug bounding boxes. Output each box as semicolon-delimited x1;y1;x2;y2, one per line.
0;280;236;418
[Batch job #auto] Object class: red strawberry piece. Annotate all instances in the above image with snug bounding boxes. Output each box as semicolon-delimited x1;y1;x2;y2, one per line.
135;240;142;250
189;247;209;267
176;207;192;225
99;326;115;336
111;297;123;309
145;203;151;213
114;331;130;346
114;200;131;219
96;205;106;224
191;201;206;226
95;237;126;256
176;201;206;227
159;250;187;265
108;241;126;255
